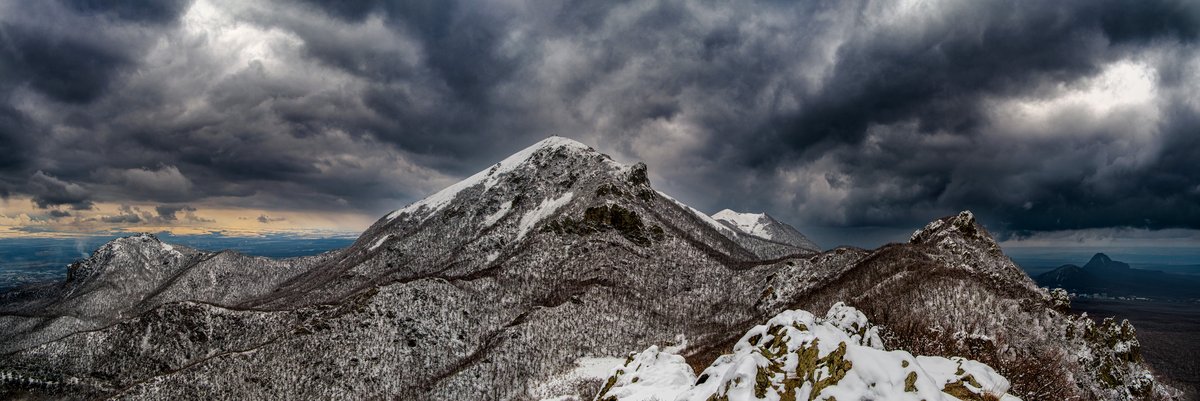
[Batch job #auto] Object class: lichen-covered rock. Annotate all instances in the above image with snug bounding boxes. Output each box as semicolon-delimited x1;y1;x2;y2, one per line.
595;303;1021;401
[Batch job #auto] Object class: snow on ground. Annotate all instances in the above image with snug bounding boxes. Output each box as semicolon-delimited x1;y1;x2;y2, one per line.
387;136;590;222
518;192;575;240
369;234;390;251
535;356;627;401
483;200;513;227
596;303;1021;401
711;209;773;240
537;335;690;401
595;346;696;401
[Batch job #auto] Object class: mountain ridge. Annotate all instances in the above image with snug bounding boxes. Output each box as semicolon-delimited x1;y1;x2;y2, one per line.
0;137;1180;400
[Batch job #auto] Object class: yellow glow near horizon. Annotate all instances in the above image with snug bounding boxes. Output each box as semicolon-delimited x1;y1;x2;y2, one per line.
0;196;376;238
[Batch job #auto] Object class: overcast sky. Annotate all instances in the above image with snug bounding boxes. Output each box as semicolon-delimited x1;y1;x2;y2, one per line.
1;0;1198;247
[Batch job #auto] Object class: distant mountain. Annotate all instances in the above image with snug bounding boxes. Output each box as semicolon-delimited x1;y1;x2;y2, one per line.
0;137;1180;400
711;209;820;253
1085;253;1131;271
1037;253;1200;299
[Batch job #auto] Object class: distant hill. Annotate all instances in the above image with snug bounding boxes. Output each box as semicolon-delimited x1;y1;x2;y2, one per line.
1037;253;1200;299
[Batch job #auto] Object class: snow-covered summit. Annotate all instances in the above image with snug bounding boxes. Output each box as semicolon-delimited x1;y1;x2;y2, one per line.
711;209;773;239
711;209;820;252
68;233;187;282
385;136;601;223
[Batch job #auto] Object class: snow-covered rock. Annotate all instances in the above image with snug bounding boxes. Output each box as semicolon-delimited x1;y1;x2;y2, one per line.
595;303;1020;401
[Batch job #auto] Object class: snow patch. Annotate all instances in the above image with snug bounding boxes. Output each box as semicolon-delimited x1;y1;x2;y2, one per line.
482;200;513;227
596;346;696;401
387;137;591;222
571;357;627;381
711;209;774;240
369;234;391;251
535;356;627;401
517;192;575;241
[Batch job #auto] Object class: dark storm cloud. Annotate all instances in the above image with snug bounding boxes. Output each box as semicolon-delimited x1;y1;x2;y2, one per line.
61;0;192;24
27;171;93;210
99;205;146;224
149;204;214;223
0;104;31;177
0;1;191;104
155;205;195;221
1;0;1199;241
100;214;141;224
0;23;126;104
753;0;1200;234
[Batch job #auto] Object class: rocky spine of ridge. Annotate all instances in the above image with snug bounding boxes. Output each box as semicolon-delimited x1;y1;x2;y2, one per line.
0;137;793;400
748;210;1179;400
0;138;1180;400
244;136;766;309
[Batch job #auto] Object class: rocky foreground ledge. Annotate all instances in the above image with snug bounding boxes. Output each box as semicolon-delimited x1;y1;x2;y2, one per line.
593;303;1021;401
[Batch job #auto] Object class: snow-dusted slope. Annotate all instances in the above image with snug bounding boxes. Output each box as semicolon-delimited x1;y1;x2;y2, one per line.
764;211;1181;400
711;210;775;239
594;303;1020;401
0;138;1179;401
0;136;775;399
711;209;820;252
385;137;604;223
0;234;330;354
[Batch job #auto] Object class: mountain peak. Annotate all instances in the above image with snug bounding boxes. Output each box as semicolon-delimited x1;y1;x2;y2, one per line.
908;210;1004;255
385;136;602;223
710;209;820;252
1083;252;1130;271
94;233;176;256
527;135;591;151
911;210;975;242
66;233;190;286
711;209;767;229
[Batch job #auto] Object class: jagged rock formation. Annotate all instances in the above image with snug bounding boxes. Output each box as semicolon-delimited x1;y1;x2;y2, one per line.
0;137;1179;400
593;303;1020;401
744;211;1178;400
